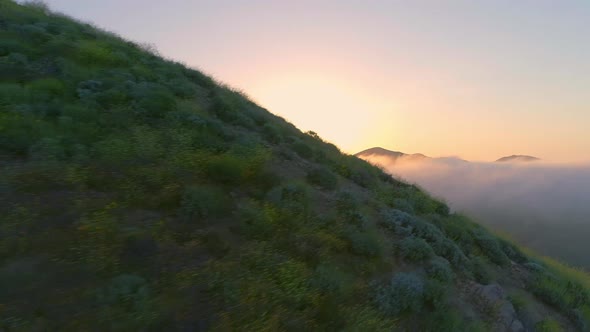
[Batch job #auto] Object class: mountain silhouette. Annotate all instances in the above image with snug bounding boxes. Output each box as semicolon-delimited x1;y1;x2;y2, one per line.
496;155;541;162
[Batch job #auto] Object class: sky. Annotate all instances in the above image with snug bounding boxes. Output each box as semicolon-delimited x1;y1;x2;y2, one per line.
36;0;590;162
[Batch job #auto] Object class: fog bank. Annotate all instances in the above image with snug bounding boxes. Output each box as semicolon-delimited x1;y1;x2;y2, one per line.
364;155;590;270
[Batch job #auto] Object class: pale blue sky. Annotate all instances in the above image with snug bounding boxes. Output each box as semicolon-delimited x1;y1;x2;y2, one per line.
37;0;590;162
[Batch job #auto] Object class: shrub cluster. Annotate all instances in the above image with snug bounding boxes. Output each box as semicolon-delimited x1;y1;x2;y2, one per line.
306;166;338;191
380;208;414;236
374;272;425;316
344;227;383;257
528;271;590;324
398;237;434;263
265;182;310;216
535;318;562;332
310;263;353;296
292;140;314;159
180;185;229;221
427;257;454;283
474;230;510;266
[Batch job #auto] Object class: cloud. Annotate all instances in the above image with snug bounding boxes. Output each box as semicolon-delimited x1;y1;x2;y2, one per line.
364;155;590;270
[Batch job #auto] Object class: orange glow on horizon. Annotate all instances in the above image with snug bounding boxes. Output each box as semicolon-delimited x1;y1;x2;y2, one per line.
244;69;399;155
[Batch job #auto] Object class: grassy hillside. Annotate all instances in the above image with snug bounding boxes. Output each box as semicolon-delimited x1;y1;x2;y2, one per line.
1;1;589;330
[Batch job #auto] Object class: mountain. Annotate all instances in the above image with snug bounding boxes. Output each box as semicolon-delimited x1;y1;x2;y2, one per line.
355;147;429;162
1;1;589;330
358;147;540;164
356;147;467;164
496;155;541;163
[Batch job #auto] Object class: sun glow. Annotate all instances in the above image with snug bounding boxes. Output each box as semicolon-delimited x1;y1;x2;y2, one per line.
245;71;397;154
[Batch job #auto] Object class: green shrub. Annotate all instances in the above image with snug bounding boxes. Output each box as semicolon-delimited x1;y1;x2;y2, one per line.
27;78;67;102
265;182;310;216
198;231;230;258
524;262;546;273
341;306;396;331
424;279;448;309
392;198;415;214
95;136;135;165
96;274;155;330
236;201;276;240
311;263;353;296
180;185;229;221
204;154;245;185
534;318;562;332
73;203;122;272
292;140;313;159
131;126;164;161
0;83;28;107
335;191;359;215
340;157;378;188
374;272;425;316
28;137;65;161
469;256;493;284
398;237;434;263
427;257;454;283
440;214;477;255
380;208;414;232
420;307;464;332
98;274;149;308
344;227;383;257
307;166;338;190
498;238;528;264
345;211;369;230
132;83;176;117
568;309;587;331
381;209;414;231
528;272;590;316
209;91;237;123
165;77;197;98
412;218;445;247
0;39;29;57
262;123;282;143
435;238;468;268
75;40;127;66
474;230;510;266
508;292;528;313
274;259;312;306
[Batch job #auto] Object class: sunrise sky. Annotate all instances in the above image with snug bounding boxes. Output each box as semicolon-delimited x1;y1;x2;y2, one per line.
38;0;590;162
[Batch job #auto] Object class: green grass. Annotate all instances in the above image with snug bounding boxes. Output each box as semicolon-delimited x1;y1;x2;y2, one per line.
0;0;589;330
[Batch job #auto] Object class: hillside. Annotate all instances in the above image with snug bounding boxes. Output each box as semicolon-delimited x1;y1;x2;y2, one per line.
1;1;590;331
496;155;541;163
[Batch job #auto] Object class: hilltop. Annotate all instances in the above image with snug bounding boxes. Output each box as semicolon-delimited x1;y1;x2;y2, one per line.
496;155;541;163
1;1;589;331
355;147;428;162
356;147;467;164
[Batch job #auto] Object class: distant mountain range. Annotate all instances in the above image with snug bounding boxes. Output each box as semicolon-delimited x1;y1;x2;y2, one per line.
355;147;540;163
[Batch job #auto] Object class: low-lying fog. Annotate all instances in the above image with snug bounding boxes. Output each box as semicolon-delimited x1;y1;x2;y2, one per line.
364;155;590;270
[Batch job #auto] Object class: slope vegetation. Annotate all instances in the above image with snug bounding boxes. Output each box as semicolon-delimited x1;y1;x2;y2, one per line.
1;1;589;330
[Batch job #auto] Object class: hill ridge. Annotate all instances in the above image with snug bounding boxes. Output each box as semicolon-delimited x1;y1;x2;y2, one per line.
0;1;588;330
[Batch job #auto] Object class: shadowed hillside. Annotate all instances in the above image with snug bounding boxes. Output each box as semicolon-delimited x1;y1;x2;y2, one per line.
1;1;590;330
